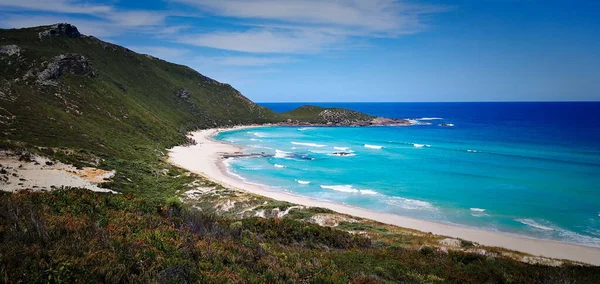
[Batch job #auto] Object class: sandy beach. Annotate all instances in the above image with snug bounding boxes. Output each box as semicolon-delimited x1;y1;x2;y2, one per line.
168;126;600;266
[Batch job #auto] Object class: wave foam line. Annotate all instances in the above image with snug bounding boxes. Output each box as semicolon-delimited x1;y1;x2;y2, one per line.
413;143;431;148
319;185;379;195
407;119;433;126
295;179;310;185
418;117;443;121
292;141;326;147
320;185;358;193
470;208;486;212
364;144;383;149
516;219;555;231
274;164;285;168
386;196;435;210
247;131;267;138
274;149;290;158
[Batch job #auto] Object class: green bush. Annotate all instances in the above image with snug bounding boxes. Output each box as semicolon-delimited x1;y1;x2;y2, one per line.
419;246;435;256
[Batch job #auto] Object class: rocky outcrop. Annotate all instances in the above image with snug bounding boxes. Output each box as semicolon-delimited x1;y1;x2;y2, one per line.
38;23;82;39
277;117;411;127
281;105;410;126
177;88;190;98
37;54;96;85
317;108;369;123
0;45;21;56
438;238;461;247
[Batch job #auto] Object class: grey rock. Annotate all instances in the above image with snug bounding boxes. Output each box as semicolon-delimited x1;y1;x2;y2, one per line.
0;45;21;56
37;54;96;86
177;88;190;98
38;23;82;39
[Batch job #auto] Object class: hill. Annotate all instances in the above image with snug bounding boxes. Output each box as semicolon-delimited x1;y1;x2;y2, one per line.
282;105;410;126
0;23;278;162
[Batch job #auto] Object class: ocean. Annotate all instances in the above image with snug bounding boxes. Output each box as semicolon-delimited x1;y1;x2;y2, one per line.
216;102;600;247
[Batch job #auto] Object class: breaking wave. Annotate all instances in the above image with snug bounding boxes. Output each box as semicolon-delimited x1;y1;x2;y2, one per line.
274;149;291;159
320;185;358;193
364;144;383;149
516;219;554;231
387;197;435;210
292;141;326;147
320;185;378;195
413;143;431;148
247;131;267;138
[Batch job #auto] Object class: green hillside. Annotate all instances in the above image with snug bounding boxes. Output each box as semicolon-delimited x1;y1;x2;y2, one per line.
0;24;278;161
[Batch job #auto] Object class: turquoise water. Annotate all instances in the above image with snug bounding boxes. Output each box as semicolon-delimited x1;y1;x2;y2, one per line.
216;103;600;247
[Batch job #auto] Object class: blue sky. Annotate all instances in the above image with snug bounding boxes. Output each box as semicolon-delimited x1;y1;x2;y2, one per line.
1;0;599;102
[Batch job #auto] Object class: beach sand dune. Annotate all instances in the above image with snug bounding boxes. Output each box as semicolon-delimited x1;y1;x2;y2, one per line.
0;153;116;193
168;127;600;266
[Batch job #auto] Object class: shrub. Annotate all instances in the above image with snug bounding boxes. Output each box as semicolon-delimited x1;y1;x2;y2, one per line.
166;196;183;209
419;246;435;256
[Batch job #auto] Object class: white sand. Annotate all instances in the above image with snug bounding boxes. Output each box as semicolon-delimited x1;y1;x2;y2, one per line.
0;154;116;193
168;127;600;266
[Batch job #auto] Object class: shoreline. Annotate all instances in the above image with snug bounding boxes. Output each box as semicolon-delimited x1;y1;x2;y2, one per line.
168;126;600;266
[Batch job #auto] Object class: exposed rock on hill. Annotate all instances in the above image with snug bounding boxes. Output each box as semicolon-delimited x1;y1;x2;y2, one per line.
0;45;20;56
177;88;190;98
37;54;96;85
38;23;82;39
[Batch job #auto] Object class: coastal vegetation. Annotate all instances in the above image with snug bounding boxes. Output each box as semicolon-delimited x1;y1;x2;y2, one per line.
2;188;599;283
1;24;599;282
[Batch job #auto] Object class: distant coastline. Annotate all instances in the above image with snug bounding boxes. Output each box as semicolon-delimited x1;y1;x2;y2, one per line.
168;126;600;266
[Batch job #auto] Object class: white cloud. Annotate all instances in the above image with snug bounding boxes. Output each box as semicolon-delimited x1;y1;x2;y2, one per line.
178;29;340;53
126;46;191;59
0;0;176;38
0;0;111;14
0;14;120;37
125;45;296;68
103;11;167;27
174;0;446;35
218;56;295;66
173;0;447;53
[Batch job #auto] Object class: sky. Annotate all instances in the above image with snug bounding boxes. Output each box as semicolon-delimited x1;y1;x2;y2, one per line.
1;0;599;102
